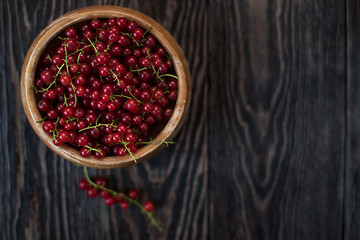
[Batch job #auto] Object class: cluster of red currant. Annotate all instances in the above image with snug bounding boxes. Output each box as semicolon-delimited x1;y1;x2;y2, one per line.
33;17;178;160
79;177;154;210
80;167;162;231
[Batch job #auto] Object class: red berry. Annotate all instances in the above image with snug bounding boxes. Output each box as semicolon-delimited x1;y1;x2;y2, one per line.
80;147;91;157
77;134;89;147
37;99;50;112
128;189;139;199
124;99;140;113
87;188;99;198
121;201;129;209
143;201;155;212
95;177;107;186
114;195;124;203
100;190;111;199
60;74;71;86
78;179;90;190
40;70;54;85
43;121;55;133
105;197;115;206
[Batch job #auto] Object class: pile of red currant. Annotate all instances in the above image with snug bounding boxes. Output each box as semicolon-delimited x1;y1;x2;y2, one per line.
78;177;154;212
33;17;178;160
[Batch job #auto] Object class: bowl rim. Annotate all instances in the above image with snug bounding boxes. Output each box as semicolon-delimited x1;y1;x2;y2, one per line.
21;6;191;169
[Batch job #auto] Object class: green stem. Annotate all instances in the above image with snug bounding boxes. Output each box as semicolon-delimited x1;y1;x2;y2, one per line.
85;145;103;155
70;82;78;107
126;88;142;104
110;69;121;84
159;73;178;80
143;26;152;37
50;117;60;141
130;66;147;72
79;122;116;132
32;63;65;93
146;50;167;88
136;139;176;147
87;38;99;54
120;140;137;163
120;32;143;47
64;44;70;75
83;167;163;232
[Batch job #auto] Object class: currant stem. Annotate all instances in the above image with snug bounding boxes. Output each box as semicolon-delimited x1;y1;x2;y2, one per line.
159;73;178;80
70;82;78;107
78;122;117;132
36;116;47;123
136;139;176;147
64;44;70;75
120;140;137;163
143;26;152;37
32;63;65;93
130;66;147;72
146;50;167;88
120;32;143;47
87;38;99;54
126;88;142;104
85;145;103;155
83;167;163;232
110;69;121;84
50;117;60;141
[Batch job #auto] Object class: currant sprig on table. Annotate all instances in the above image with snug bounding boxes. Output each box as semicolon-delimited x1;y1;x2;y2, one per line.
31;17;179;160
79;167;163;232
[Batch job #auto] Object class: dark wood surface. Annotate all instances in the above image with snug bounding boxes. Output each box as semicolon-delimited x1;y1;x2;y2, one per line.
1;0;359;239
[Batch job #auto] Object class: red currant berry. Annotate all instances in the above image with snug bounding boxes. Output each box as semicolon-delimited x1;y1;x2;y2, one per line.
40;70;54;85
143;201;155;212
80;147;91;157
60;74;71;86
95;177;107;186
65;27;77;38
43;121;55;133
78;178;90;190
77;134;89;147
105;197;115;206
128;189;139;199
121;201;129;209
87;188;99;198
37;99;50;112
100;190;111;199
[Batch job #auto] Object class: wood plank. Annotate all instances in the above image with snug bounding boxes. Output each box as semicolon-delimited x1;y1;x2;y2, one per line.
1;0;208;239
345;0;360;239
207;0;346;239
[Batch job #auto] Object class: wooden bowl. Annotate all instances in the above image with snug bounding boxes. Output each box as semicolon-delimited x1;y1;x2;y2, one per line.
21;6;191;169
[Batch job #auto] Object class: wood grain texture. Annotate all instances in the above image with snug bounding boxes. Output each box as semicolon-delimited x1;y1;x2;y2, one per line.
208;0;346;239
2;0;359;239
2;0;207;239
346;1;360;239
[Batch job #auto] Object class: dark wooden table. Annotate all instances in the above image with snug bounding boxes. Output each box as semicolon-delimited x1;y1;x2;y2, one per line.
2;0;360;239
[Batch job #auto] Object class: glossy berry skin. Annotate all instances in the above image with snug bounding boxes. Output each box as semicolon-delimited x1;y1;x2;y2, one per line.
37;99;50;112
87;188;99;198
95;177;107;186
128;189;139;199
121;201;130;209
43;121;55;133
124;99;140;114
78;179;90;190
60;74;71;86
100;190;111;199
143;201;155;212
105;197;116;206
80;147;91;157
77;134;89;147
40;70;54;85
